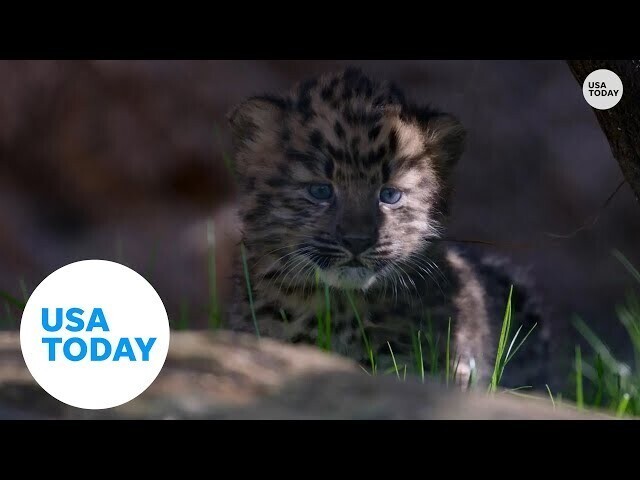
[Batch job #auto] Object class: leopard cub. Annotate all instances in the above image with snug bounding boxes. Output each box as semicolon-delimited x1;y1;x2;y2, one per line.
226;68;549;388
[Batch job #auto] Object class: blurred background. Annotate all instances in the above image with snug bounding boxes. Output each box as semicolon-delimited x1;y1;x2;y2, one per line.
1;60;638;388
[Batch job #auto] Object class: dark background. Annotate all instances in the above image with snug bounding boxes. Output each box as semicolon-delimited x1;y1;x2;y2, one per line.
1;60;638;388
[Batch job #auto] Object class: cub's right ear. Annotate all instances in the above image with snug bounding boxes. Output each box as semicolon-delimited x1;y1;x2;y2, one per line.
227;95;286;153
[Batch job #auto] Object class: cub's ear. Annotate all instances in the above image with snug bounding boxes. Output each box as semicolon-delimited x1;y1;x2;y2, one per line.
419;111;467;170
227;95;286;152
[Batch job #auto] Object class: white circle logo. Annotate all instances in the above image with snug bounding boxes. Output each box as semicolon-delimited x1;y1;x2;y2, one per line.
20;260;170;410
582;69;623;110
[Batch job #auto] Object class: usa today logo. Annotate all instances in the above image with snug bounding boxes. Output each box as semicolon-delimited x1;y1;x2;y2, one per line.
20;260;170;410
582;69;623;110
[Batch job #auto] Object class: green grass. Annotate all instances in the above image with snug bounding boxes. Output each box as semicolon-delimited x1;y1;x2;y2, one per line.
1;280;29;328
4;233;639;418
317;267;640;418
407;320;459;386
489;285;514;392
545;384;556;409
279;308;289;324
315;271;332;351
207;219;222;329
0;290;26;310
177;299;190;331
567;250;640;417
388;341;400;380
232;247;536;392
575;346;584;410
423;315;440;377
212;123;235;178
412;329;425;383
240;242;260;338
346;290;376;374
488;285;537;393
616;393;631;417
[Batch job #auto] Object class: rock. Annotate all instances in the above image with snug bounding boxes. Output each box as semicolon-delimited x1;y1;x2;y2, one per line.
0;331;607;419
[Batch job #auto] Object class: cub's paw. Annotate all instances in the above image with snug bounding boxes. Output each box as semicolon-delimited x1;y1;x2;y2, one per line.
452;357;486;390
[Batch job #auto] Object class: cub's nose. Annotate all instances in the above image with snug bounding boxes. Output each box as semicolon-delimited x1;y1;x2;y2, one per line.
341;235;375;256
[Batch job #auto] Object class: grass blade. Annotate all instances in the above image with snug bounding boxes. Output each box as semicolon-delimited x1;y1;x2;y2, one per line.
430;336;440;376
576;346;584;410
617;298;640;371
387;341;400;380
346;290;375;374
594;354;604;407
411;328;421;375
177;299;190;330
19;278;29;303
240;242;260;338
503;385;532;393
0;291;26;310
453;355;461;383
3;303;13;328
222;151;234;177
213;123;235;177
613;249;640;285
616;393;631;417
313;272;333;351
503;324;524;368
279;308;289;325
573;317;620;373
545;384;556;409
423;314;439;376
489;285;513;393
315;270;324;349
207;219;221;329
323;282;331;351
144;240;159;283
505;323;537;364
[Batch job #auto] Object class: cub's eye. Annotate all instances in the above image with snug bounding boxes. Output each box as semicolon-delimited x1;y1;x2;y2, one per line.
308;183;334;200
379;187;403;205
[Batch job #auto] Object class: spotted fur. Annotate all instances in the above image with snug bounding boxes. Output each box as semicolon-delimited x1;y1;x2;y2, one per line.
227;68;549;388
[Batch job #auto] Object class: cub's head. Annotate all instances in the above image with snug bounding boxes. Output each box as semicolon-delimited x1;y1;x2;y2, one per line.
228;68;465;291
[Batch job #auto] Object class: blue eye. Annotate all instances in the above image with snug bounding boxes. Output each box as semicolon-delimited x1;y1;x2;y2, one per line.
308;184;333;200
379;187;402;204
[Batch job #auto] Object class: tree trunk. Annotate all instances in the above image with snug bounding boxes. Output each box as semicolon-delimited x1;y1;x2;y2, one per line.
567;60;640;204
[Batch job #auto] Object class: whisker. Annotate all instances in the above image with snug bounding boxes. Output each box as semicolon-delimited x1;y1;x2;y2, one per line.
301;262;320;298
383;262;402;305
286;256;315;292
408;252;448;285
255;247;313;288
260;247;313;292
407;255;447;298
278;252;310;287
250;242;307;269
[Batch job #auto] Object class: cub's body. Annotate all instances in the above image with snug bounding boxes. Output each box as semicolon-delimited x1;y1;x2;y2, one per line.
227;68;549;387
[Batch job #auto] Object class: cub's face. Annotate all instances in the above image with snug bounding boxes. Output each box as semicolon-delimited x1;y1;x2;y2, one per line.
229;69;465;291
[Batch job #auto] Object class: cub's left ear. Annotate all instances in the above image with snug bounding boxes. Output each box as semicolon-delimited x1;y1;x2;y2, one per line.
420;112;467;169
226;95;285;152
